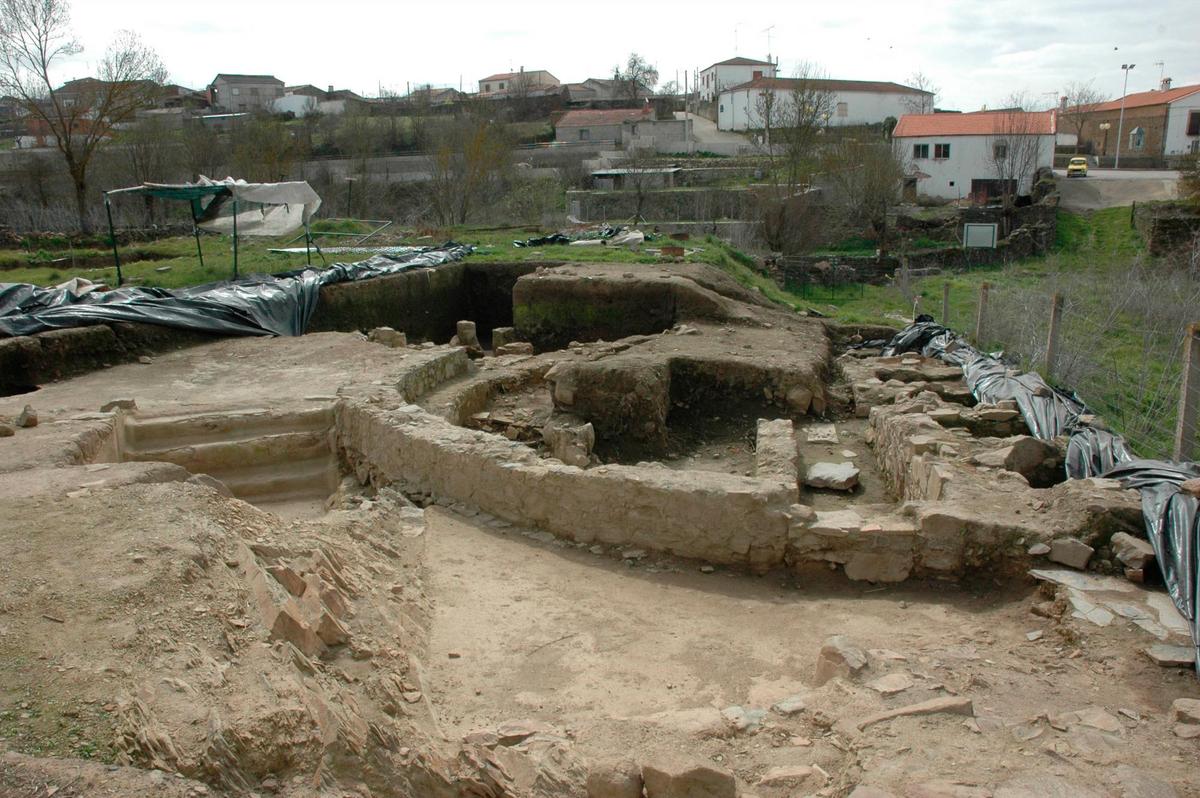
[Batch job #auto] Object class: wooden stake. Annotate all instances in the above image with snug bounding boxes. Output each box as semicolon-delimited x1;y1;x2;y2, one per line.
1174;322;1200;462
1045;293;1064;381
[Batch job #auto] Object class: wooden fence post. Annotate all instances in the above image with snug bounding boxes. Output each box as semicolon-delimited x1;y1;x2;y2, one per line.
942;282;951;326
974;282;990;346
1045;293;1064;381
1174;322;1200;462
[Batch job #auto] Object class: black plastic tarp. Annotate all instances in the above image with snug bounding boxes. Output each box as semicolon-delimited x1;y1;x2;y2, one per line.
0;244;472;338
874;314;1200;669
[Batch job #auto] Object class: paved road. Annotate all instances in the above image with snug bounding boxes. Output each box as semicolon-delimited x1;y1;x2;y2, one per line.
1055;168;1180;211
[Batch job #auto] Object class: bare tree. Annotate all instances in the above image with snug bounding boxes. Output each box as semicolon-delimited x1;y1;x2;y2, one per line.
748;64;835;253
901;72;939;115
180;122;225;179
0;0;166;231
986;100;1047;213
820;137;907;249
117;115;183;222
613;53;657;103
1182;152;1200;208
1059;81;1104;154
231;113;305;182
425;110;511;225
752;63;835;192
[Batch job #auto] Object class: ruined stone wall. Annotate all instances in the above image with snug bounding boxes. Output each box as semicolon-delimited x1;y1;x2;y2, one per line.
335;401;796;569
567;187;756;222
0;323;224;395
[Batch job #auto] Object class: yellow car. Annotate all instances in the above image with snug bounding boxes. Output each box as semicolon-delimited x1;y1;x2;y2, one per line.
1066;157;1089;177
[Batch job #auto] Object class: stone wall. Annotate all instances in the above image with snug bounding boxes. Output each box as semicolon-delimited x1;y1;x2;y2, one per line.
1132;201;1200;256
0;322;224;396
567;187;756;222
307;263;470;341
335;401;796;569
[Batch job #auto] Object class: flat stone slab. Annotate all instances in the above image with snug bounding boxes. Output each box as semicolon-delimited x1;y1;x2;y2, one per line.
805;462;860;491
1144;644;1196;668
804;423;839;443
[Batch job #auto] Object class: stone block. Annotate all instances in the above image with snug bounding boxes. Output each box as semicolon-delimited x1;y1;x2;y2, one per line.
813;635;868;685
491;326;517;349
496;342;534;356
1049;537;1094;570
1111;532;1155;571
367;326;407;348
844;551;914;583
641;756;736;798
755;418;799;482
587;758;643;798
805;462;860;491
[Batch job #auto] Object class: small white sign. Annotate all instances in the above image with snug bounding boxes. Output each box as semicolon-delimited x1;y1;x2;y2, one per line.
963;223;998;249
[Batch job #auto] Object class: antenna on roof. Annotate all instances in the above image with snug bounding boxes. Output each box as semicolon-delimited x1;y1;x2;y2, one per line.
763;24;775;63
1154;61;1164;81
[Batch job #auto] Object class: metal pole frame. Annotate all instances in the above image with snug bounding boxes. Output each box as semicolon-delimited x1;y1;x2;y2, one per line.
232;198;239;279
188;198;205;271
103;192;123;287
1115;64;1134;169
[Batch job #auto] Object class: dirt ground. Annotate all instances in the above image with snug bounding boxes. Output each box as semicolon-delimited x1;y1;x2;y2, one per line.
422;506;1200;796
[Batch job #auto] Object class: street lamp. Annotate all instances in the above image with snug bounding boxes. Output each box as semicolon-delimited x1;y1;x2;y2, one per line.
1114;63;1135;169
1098;122;1111;160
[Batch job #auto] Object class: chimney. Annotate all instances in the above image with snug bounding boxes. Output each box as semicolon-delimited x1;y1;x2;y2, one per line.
328;84;334;94
1161;77;1172;91
1059;95;1068;112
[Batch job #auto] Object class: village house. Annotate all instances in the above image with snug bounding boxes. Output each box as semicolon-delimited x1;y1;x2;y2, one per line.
892;110;1056;203
207;74;285;112
273;85;368;117
553;106;653;144
562;77;654;105
477;69;559;98
717;78;933;131
698;57;776;102
1071;79;1200;161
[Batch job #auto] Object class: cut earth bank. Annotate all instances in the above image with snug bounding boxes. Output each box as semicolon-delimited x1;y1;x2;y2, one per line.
0;260;1197;798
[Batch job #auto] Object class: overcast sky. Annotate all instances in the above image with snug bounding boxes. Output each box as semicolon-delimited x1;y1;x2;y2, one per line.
54;0;1199;110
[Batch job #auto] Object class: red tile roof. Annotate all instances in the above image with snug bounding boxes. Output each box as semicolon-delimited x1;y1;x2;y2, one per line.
893;110;1056;137
1088;83;1200;112
556;107;653;127
722;77;931;96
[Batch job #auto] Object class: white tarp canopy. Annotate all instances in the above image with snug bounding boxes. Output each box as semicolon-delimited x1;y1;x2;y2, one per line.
107;176;322;237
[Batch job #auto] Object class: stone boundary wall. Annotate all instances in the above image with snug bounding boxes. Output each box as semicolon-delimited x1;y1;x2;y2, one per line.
393;349;471;403
1132;201;1200;256
335;401;796;569
567;187;755;222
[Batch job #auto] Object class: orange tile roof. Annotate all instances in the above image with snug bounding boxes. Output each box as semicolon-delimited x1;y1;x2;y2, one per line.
556;107;653;127
1088;83;1200;112
893;110;1056;137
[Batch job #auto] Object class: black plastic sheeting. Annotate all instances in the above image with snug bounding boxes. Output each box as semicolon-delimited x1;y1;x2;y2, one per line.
513;226;623;248
0;244;473;338
872;314;1200;669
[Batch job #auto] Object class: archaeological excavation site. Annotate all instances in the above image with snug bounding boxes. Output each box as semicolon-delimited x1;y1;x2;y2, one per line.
3;252;1200;798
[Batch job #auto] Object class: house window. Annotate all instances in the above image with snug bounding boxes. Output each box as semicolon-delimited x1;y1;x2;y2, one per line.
1187;111;1200;136
232;87;241;96
836;102;848;118
1129;127;1145;150
993;141;1008;160
499;82;506;91
934;143;951;159
913;143;929;159
579;129;590;141
719;103;724;113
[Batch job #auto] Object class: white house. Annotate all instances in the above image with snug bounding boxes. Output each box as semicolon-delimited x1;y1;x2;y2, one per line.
698;57;776;102
892;110;1056;202
717;78;933;131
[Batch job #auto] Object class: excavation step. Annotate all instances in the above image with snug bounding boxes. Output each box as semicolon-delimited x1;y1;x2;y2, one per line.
206;455;340;501
121;405;335;450
124;430;333;474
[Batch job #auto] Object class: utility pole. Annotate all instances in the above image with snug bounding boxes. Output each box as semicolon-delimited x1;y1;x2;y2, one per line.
1115;63;1135;169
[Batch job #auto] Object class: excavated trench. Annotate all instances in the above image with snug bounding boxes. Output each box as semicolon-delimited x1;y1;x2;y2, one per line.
109;404;345;520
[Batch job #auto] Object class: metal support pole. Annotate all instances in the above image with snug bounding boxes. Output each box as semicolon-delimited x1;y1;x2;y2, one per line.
305;222;312;266
1115;63;1134;170
1045;292;1064;381
231;199;239;279
1173;322;1200;462
974;282;990;346
193;226;205;270
942;281;951;325
103;193;122;287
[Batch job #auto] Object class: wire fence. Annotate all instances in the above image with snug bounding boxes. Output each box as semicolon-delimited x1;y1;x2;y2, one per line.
963;257;1200;460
